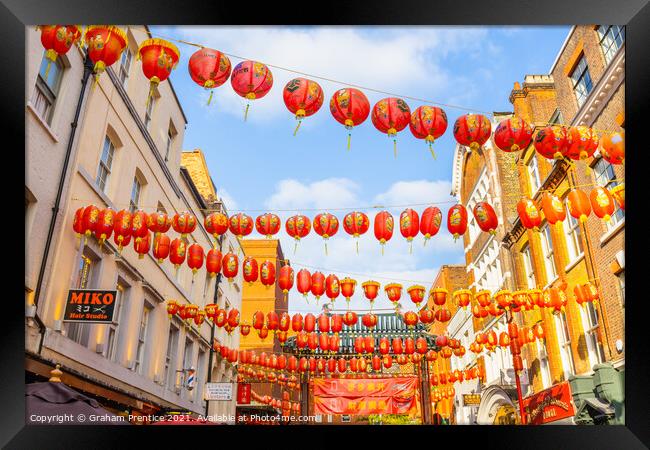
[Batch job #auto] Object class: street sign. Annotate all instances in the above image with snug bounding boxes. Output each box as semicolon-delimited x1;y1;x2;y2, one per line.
63;289;117;323
205;382;233;401
463;393;482;406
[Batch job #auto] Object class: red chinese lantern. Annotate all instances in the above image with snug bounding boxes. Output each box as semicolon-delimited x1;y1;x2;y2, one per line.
80;205;100;237
343;211;369;254
392;338;404;354
374;211;394;254
566;126;599;162
343;311;358;327
168;239;185;269
132;230;150;259
384;283;403;308
567;189;592;223
325;274;340;303
493;117;533;152
474;290;490;308
308;271;325;302
529;289;544;308
260;260;275;286
137;38;180;105
296;331;308;349
227;309;240;328
230;60;274;120
453;289;472;309
383;355;393;369
415;337;428;354
84;26;127;78
379;337;391;355
399;208;420;251
330;314;343;334
222;252;239;282
473;202;498;235
111;210;131;251
319;333;330;352
205;248;222;277
397;355;409;366
166;300;179;319
430;288;448;307
453;114;491;151
544;287;567;312
590;187;616;222
532;322;545;340
240;325;251;337
278;265;294;299
517;197;542;231
299;357;309;373
420;206;442;245
599;131;625;165
313;212;339;255
229;213;253;239
337;358;347;374
340;278;357;305
188;47;231;105
349;357;359;373
94;208;115;245
147;211;172;238
403;311;419;328
242;257;259;284
419;308;435;324
436;335;449;348
304;313;316;333
499;332;511;348
290;313;303;333
255;213;281;239
296;268;312;299
362;281;380;306
329;334;340;353
364;335;375;353
486;330;498;348
426;350;438;362
610;184;625;211
533;126;569;160
266;311;279;332
307;333;318;351
204;212;228;247
283;78;324;135
371;97;412;157
151;233;170;263
409;106;448;158
362;313;378;329
372;355;382;371
214;309;227;328
407;285;426;308
329;88;370;151
447;204;468;240
38;25;82;77
187;243;204;276
434;308;452;323
172;212;196;238
540;193;566;225
317;314;330;333
494;290;513;309
72;207;86;238
285;215;311;253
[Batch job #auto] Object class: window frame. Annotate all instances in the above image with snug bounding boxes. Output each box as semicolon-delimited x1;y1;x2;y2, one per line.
538;342;551;389
106;279;129;362
118;48;132;88
96;136;116;194
570;55;594;108
592;158;625;230
32;54;64;124
527;152;541;194
521;243;536;289
563;204;584;264
129;175;143;213
539;223;557;284
596;25;625;64
165;321;181;390
134;301;153;374
580;301;605;368
555;311;575;380
66;250;98;347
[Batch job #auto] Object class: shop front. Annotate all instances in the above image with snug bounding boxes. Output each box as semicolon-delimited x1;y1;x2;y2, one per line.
476;385;520;425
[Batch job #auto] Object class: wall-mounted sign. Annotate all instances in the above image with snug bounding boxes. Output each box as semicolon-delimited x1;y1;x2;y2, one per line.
523;381;575;425
205;382;233;401
237;383;251;405
463;393;482;406
63;289;117;323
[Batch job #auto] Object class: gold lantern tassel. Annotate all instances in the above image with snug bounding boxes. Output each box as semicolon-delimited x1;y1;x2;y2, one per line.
429;142;437;160
293;239;298;254
584;163;591;176
423;237;428;247
409;240;413;254
293;119;302;136
324;241;328;256
393;139;398;159
381;243;385;256
207;90;214;106
347;133;352;151
356;239;359;255
244;103;250;121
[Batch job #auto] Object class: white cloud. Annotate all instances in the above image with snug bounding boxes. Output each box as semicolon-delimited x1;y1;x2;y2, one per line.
217;188;238;211
155;26;495;123
265;178;360;211
373;179;453;206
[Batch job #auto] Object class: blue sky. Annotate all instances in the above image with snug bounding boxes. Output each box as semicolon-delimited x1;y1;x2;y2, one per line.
150;26;570;314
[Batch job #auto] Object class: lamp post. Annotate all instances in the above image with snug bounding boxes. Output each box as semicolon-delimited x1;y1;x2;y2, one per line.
504;307;527;425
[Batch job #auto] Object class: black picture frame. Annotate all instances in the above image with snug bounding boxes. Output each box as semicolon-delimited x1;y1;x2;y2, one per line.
5;0;648;447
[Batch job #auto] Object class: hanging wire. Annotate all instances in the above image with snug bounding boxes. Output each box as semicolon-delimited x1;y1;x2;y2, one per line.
68;177;623;214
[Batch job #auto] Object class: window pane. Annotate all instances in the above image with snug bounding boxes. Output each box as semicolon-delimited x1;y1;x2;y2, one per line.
39;56;63;93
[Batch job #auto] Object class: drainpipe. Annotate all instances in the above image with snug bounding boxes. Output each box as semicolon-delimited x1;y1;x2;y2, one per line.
33;53;94;355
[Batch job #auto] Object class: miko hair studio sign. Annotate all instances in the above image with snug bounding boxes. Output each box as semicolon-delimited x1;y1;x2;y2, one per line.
63;289;118;323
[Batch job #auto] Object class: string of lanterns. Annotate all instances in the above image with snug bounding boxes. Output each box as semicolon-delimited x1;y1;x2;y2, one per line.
39;26;625;161
71;178;624;272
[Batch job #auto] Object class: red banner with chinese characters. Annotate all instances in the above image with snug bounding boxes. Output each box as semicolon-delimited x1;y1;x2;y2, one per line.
313;377;418;415
237;383;251;404
523;381;575;424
